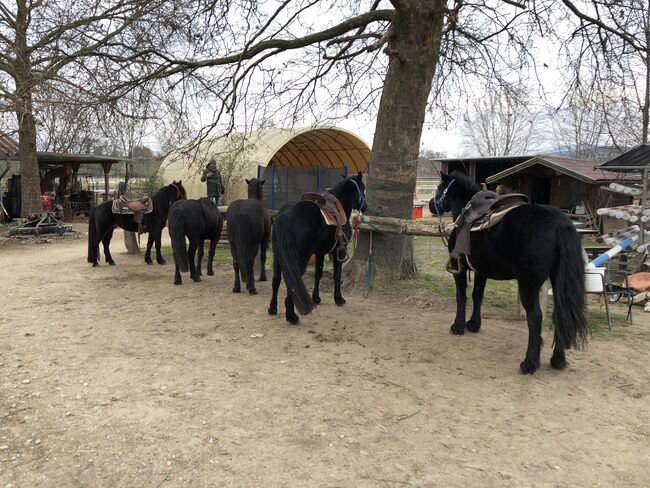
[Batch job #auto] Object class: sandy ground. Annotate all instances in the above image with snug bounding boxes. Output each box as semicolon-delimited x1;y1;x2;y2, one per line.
1;226;649;487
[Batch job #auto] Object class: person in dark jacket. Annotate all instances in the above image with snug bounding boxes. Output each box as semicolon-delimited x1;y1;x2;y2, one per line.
201;158;225;206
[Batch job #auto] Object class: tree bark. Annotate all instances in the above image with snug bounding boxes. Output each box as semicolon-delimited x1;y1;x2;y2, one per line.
15;0;42;218
121;162;140;254
346;0;446;290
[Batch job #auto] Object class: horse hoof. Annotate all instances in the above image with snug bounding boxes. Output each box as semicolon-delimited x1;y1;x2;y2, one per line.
248;288;258;295
465;320;481;333
519;358;540;375
233;286;241;293
108;261;116;266
157;260;166;265
92;263;99;268
286;314;300;325
334;296;346;306
450;323;465;335
312;294;321;305
268;307;278;315
192;276;201;283
259;275;267;282
145;260;153;265
207;270;214;276
550;355;567;370
174;280;182;286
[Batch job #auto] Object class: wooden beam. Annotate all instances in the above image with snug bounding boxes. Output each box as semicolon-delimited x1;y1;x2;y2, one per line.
356;215;447;237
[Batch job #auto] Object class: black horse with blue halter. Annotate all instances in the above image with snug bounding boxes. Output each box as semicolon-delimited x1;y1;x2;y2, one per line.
430;178;456;216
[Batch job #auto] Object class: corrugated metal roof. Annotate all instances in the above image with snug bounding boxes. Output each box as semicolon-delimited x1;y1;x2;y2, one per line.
0;133;18;159
162;126;371;200
597;144;650;171
486;155;637;184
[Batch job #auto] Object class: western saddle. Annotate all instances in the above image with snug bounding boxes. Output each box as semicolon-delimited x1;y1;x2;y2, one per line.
448;190;529;273
111;195;153;224
302;191;350;260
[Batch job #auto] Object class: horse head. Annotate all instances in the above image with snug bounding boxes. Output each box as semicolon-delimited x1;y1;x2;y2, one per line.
245;178;265;201
431;172;478;219
169;180;187;202
347;172;367;213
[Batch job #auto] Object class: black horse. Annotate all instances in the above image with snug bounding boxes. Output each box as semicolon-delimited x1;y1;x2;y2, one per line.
430;172;588;374
269;172;367;324
87;181;186;267
226;178;271;294
168;198;223;285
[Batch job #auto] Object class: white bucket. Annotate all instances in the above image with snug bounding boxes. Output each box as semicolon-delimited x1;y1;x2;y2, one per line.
585;267;605;293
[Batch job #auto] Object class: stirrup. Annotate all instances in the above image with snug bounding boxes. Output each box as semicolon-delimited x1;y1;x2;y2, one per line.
446;255;464;274
336;245;349;263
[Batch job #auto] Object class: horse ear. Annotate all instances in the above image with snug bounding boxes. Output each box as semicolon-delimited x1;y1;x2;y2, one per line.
341;175;346;179
357;171;363;180
260;179;265;185
440;172;449;182
245;179;250;185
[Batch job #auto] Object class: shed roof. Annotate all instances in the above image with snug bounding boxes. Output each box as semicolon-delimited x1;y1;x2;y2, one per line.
597;144;650;171
485;155;636;184
1;132;132;165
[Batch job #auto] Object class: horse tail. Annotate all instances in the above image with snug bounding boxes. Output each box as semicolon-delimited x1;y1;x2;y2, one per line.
272;215;316;316
230;217;254;283
552;221;588;350
87;207;97;263
168;210;189;272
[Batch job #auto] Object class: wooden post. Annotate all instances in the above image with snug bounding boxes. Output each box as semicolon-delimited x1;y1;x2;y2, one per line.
101;162;112;202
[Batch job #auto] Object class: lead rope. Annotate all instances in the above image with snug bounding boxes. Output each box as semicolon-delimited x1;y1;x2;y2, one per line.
365;229;374;297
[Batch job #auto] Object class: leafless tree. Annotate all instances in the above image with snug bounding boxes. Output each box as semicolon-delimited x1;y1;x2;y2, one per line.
0;0;171;216
558;0;649;146
462;85;540;157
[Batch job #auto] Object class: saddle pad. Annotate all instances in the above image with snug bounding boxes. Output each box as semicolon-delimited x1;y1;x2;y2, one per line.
320;207;339;227
470;203;525;232
111;198;154;215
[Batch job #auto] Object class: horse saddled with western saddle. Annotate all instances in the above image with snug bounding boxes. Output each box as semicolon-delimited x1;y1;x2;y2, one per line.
111;195;154;224
302;190;349;260
448;190;529;273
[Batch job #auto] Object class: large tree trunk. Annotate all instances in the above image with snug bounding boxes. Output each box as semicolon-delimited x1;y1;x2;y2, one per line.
15;0;42;218
121;162;141;254
346;0;446;289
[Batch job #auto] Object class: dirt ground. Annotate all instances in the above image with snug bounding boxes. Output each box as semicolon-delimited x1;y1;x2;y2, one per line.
1;225;649;487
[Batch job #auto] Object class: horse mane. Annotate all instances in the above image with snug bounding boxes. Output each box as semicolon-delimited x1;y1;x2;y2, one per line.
448;171;481;194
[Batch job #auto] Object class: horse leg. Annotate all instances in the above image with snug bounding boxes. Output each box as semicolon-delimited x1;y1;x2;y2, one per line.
333;254;346;306
259;238;268;282
144;233;154;264
207;238;217;276
154;228;166;265
231;241;241;293
196;239;204;277
174;262;182;285
90;223;101;267
450;270;468;335
519;284;543;374
466;273;488;332
550;326;567;369
285;261;309;323
285;296;299;325
312;253;324;304
246;250;257;295
188;239;201;282
102;228;116;265
268;257;281;315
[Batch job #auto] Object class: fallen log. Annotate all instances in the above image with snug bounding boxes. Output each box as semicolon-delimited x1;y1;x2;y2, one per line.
356;215;448;237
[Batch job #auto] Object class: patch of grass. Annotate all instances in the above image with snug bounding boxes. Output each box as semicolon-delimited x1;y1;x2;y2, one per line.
160;245;233;265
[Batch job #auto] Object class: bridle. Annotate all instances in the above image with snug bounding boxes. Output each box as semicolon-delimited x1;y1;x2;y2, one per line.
170;182;183;200
348;178;365;211
432;179;456;215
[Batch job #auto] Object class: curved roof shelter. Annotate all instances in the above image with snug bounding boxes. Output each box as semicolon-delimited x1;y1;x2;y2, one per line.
162;126;371;202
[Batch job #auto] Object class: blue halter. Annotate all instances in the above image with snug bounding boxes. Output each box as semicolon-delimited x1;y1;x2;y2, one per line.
432;179;456;215
349;178;365;210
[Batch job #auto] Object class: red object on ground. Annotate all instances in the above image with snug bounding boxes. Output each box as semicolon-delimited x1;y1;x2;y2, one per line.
412;205;423;219
42;194;52;213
